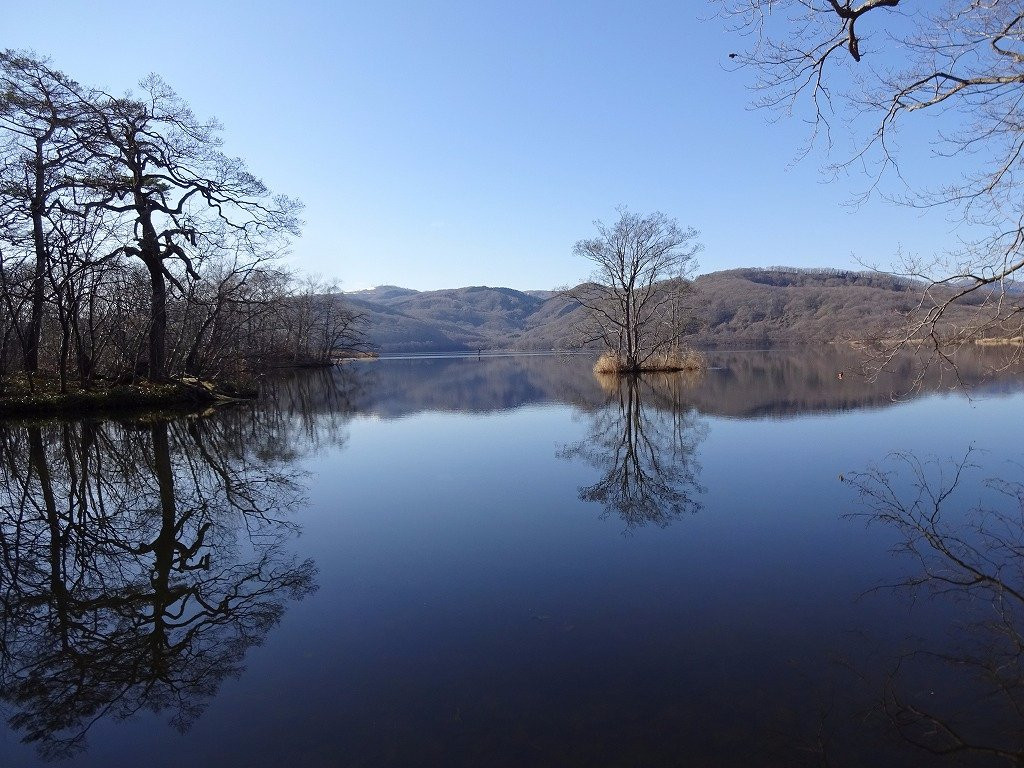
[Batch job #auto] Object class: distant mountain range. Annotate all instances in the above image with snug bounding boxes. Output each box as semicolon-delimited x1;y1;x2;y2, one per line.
346;267;998;353
345;284;577;352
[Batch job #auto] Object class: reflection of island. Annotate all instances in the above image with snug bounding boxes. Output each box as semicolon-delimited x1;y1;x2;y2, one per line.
561;374;707;530
837;452;1024;764
0;416;317;760
325;348;1024;421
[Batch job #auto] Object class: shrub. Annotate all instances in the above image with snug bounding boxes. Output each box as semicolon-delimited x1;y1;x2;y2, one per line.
593;348;708;375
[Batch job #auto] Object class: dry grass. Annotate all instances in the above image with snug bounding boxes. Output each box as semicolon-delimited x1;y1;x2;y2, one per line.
593;349;708;375
975;336;1024;346
592;353;620;375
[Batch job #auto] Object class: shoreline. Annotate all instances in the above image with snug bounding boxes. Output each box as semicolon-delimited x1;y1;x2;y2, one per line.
0;377;254;419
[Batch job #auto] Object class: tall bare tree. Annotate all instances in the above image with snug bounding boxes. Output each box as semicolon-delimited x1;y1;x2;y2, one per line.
568;208;701;373
0;52;365;390
76;75;302;380
0;51;89;373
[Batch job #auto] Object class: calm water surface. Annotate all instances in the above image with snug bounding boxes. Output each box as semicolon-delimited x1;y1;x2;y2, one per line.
2;350;1024;767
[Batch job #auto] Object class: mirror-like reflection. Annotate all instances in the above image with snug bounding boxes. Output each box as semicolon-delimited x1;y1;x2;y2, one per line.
682;349;1016;418
0;416;317;760
258;366;364;453
561;374;707;530
337;347;1024;420
2;352;1024;766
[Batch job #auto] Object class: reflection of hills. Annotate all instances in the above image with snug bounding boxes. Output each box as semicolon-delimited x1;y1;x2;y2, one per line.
305;349;1024;421
684;348;1024;419
345;355;605;418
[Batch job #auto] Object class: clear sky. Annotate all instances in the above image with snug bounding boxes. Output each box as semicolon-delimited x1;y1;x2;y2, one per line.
4;0;963;291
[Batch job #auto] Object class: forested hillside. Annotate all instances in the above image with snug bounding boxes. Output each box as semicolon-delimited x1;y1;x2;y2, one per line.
349;268;1002;353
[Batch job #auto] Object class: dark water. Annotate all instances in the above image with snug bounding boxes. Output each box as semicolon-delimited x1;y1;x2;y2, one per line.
2;349;1024;766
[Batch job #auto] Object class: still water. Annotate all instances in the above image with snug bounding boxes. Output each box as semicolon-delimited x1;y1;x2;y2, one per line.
1;350;1023;767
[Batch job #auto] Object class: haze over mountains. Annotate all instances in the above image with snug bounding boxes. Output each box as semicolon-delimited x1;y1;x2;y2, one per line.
347;267;993;354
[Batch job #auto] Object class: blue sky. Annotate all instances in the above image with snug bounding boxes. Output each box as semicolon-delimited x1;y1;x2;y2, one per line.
5;0;962;290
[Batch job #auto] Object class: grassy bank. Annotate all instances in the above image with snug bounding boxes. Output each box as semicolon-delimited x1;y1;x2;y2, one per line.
593;350;708;375
0;376;255;418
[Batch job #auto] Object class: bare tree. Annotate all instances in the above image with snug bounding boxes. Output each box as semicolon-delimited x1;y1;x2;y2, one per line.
0;51;90;373
76;75;302;380
568;208;702;373
279;275;368;366
716;1;1024;371
0;52;357;393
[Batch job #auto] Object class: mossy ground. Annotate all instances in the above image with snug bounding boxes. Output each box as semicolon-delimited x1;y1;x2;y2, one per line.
0;375;255;418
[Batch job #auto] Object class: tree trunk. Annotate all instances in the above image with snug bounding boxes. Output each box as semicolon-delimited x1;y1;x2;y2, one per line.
146;259;168;380
25;137;48;372
137;205;168;381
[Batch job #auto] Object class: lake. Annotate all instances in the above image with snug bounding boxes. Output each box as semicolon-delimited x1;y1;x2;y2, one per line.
1;349;1023;767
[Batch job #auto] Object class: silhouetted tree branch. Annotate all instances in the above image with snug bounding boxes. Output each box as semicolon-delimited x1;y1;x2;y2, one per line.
717;1;1024;372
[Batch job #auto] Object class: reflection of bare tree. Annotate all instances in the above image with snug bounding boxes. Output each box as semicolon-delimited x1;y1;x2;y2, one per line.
843;452;1024;763
257;365;365;456
0;415;317;760
561;374;706;530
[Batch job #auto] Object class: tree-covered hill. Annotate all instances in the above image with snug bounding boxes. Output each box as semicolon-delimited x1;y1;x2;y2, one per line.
349;267;1005;353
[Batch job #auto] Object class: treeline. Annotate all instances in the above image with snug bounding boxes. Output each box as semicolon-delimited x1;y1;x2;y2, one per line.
0;51;363;392
740;266;918;292
681;268;992;348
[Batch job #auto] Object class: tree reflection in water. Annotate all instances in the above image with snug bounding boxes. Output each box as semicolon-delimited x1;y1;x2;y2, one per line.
843;451;1024;764
0;413;317;760
562;373;706;530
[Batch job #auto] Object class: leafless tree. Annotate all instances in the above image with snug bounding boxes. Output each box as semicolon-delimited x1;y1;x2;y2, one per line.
0;51;365;390
279;275;368;365
716;1;1024;372
74;75;302;380
567;208;702;373
0;51;91;373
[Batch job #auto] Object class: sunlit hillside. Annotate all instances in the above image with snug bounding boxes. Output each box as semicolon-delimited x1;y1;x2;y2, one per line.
349;267;1002;353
